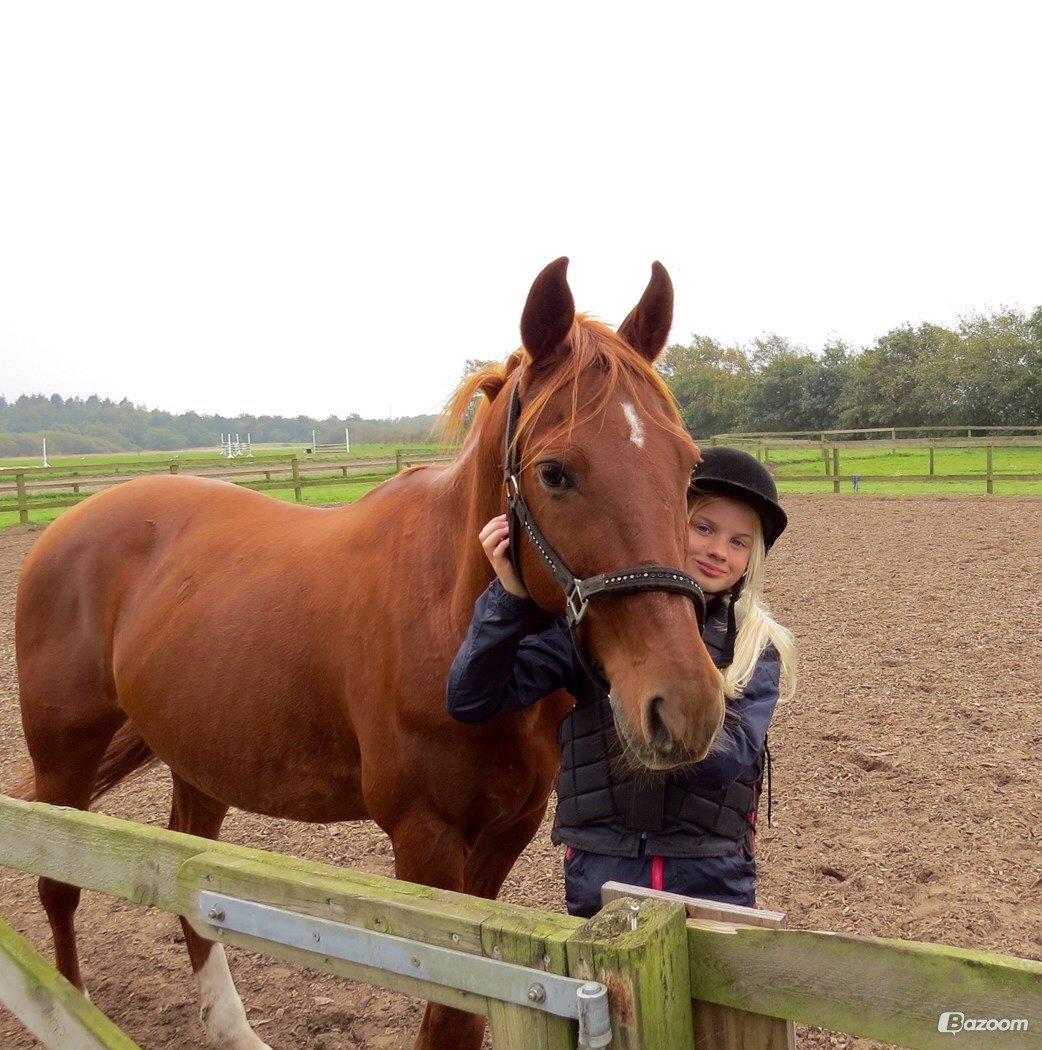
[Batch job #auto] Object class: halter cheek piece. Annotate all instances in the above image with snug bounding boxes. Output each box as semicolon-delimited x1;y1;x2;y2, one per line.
503;377;707;651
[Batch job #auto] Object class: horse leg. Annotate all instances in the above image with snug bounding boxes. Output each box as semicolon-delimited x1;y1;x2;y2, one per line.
27;711;125;994
462;805;548;902
391;805;548;1050
389;812;487;1050
167;775;270;1050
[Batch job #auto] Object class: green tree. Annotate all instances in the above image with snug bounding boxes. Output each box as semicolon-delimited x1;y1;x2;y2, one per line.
658;336;752;437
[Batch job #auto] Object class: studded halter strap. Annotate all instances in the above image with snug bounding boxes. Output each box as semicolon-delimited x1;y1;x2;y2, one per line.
503;375;707;640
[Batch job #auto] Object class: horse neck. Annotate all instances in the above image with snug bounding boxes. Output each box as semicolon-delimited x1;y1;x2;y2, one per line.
433;403;510;628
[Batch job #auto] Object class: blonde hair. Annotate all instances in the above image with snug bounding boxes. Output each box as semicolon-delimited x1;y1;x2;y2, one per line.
689;494;797;702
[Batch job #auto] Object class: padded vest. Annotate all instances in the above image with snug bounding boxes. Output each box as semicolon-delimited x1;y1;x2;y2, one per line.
551;602;763;857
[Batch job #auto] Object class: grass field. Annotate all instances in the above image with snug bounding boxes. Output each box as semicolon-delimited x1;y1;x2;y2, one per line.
2;441;1040;530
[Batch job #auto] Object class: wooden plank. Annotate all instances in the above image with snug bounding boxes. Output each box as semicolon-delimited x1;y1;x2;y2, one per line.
687;921;1042;1049
568;896;693;1050
0;914;139;1049
602;883;786;930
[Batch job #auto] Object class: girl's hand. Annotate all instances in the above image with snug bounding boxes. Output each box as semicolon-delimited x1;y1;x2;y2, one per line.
479;515;529;599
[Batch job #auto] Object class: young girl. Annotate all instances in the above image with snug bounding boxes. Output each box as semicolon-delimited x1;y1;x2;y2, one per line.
446;447;797;917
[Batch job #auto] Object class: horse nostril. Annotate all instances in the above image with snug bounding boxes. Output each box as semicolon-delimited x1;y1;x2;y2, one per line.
645;696;675;755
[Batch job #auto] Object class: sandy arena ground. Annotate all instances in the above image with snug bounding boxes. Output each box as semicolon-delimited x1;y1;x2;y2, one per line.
1;495;1040;1048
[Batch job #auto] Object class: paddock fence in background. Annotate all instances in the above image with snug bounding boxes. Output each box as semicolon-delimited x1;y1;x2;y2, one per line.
0;449;457;526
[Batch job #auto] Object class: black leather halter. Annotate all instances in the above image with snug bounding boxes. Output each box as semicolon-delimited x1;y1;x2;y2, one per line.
503;377;707;637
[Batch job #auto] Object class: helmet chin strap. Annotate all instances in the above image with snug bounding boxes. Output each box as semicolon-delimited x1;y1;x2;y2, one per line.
720;576;745;668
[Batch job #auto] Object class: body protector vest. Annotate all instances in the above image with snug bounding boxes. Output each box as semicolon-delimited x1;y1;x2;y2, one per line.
551;598;766;859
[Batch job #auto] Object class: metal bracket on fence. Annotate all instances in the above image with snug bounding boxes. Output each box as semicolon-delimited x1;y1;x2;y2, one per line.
198;892;612;1047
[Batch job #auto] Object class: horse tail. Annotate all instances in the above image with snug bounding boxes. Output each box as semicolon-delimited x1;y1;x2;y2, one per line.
90;723;158;804
6;722;159;804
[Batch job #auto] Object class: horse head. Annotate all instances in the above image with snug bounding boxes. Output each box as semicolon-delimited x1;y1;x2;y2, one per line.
507;257;725;771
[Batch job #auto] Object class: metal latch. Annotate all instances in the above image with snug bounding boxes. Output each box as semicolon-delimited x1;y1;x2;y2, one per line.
199;892;611;1047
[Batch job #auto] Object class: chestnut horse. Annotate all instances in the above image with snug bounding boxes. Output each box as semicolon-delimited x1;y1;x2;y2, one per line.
13;258;724;1049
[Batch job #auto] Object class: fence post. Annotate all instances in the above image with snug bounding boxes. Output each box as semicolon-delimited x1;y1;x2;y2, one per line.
832;448;840;493
395;449;403;473
986;444;994;495
169;459;179;475
291;456;302;503
15;472;29;526
823;447;830;476
929;445;935;476
567;896;694;1050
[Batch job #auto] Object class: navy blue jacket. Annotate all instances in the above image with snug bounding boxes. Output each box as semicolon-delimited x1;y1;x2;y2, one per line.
447;580;781;857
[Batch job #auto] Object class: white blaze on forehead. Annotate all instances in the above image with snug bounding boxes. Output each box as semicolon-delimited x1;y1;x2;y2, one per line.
622;401;646;449
197;945;272;1049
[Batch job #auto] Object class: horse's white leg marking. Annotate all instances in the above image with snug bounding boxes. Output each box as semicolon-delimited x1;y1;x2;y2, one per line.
197;945;271;1049
622;401;646;448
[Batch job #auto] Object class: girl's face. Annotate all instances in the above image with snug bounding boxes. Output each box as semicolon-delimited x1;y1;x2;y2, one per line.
686;496;758;594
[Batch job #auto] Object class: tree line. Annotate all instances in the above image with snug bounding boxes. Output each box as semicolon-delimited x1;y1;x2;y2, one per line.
0;395;438;457
660;306;1041;437
2;305;1039;456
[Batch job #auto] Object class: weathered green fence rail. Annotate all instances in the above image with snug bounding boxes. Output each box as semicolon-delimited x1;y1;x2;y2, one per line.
0;797;1039;1048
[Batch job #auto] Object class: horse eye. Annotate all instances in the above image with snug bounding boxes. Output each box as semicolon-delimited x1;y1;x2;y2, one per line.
537;462;570;490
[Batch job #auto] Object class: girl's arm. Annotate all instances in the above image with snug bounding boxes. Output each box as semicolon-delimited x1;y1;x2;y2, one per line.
446;580;577;724
688;645;781;788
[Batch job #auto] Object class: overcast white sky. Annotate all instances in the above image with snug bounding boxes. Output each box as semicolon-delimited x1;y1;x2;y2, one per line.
1;2;1039;420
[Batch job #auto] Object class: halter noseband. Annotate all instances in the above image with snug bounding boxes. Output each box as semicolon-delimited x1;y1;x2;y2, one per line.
503;376;707;634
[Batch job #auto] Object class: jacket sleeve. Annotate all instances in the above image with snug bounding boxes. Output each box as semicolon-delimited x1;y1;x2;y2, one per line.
446;581;579;724
687;645;781;789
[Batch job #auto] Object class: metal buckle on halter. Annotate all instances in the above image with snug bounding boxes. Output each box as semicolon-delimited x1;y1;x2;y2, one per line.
507;474;521;506
565;582;589;626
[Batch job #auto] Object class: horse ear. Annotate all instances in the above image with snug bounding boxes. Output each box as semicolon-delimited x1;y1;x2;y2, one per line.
618;261;674;362
521;257;575;365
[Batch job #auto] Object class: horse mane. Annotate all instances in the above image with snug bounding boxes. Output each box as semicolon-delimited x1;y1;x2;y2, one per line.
439;315;679;465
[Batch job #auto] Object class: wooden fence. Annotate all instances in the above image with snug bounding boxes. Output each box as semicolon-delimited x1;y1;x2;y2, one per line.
713;425;1042;442
0;797;1039;1048
748;442;1042;495
0;450;455;526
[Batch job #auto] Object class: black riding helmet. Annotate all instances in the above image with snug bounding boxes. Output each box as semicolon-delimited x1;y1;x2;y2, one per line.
688;446;787;669
688;446;787;551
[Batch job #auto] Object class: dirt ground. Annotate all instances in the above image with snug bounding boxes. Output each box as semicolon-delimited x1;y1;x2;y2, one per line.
1;496;1040;1048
